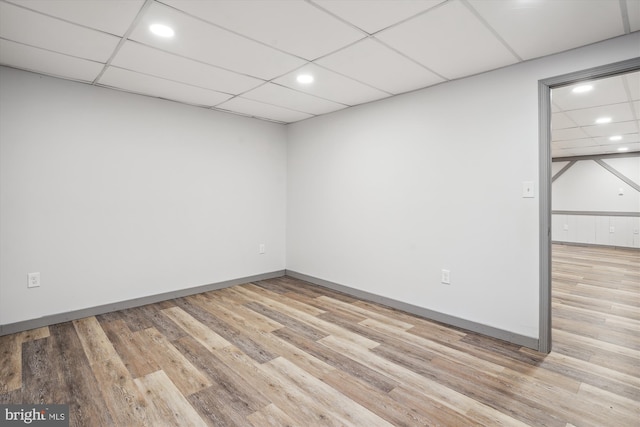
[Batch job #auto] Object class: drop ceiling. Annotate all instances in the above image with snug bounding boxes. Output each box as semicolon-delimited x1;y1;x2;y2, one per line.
0;0;638;134
552;71;640;158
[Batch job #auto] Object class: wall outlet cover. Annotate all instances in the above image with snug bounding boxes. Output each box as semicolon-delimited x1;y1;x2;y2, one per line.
27;272;40;288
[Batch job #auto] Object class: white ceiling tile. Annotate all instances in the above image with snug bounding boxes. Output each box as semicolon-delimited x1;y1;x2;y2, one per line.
111;41;263;95
633;101;640;120
311;0;445;34
582;121;638;138
316;38;444;94
469;0;625;60
551;137;636;157
273;63;389;106
615;141;640;152
376;0;518;79
217;97;313;123
564;103;635;127
552;147;586;158
241;83;347;115
594;133;640;145
162;0;364;60
129;2;305;80
551;142;637;157
625;71;640;100
560;144;631;156
552;138;597;149
594;142;640;154
551;112;577;131
552;76;629;110
553;127;590;141
0;2;120;62
98;67;232;107
626;0;640;32
0;39;104;82
0;0;634;132
6;0;144;36
551;151;576;159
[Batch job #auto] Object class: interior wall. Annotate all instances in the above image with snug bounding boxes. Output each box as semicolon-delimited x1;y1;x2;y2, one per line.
552;156;640;247
286;33;640;340
0;66;287;326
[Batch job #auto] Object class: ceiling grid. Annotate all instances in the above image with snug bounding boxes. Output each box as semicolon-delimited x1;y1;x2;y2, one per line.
0;0;637;155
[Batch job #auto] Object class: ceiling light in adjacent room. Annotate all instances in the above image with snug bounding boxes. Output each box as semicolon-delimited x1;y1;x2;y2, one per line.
609;135;622;141
617;147;629;152
595;117;611;124
150;24;174;38
296;74;314;84
572;84;593;93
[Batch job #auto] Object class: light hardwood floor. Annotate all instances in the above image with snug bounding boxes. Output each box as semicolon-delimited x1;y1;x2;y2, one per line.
1;244;638;426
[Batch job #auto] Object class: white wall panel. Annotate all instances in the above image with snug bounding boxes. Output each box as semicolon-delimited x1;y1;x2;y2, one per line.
554;214;639;248
611;216;634;247
287;34;640;340
603;157;640;185
0;67;287;326
551;161;570;176
552;214;567;241
575;216;596;244
552;147;639;248
566;215;579;243
595;216;611;246
552;159;640;212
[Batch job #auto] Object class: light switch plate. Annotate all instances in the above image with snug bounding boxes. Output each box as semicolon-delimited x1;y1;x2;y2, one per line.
522;181;534;198
441;269;450;285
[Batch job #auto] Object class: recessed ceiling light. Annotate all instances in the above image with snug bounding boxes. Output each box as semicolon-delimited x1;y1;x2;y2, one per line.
150;24;174;38
617;147;629;152
296;74;314;84
595;117;611;124
609;135;622;141
572;84;593;93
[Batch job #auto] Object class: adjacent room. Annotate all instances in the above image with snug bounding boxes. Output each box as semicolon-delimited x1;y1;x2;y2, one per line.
1;0;639;425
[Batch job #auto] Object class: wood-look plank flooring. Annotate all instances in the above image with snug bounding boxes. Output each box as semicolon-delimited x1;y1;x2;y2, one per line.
1;244;638;426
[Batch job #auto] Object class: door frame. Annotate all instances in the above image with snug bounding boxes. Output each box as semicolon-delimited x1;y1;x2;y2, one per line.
537;57;640;354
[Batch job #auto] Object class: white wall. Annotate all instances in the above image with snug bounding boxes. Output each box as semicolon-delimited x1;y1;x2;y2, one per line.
2;34;639;337
552;157;640;247
552;214;640;247
287;33;640;339
0;67;287;326
553;158;640;212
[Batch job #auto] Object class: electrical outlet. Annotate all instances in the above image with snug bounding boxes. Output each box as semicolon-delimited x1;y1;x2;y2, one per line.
563;224;568;231
258;243;266;254
441;269;450;285
27;272;40;288
609;226;615;233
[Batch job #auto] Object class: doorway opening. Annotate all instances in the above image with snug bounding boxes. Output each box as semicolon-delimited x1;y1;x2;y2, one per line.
538;57;640;353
